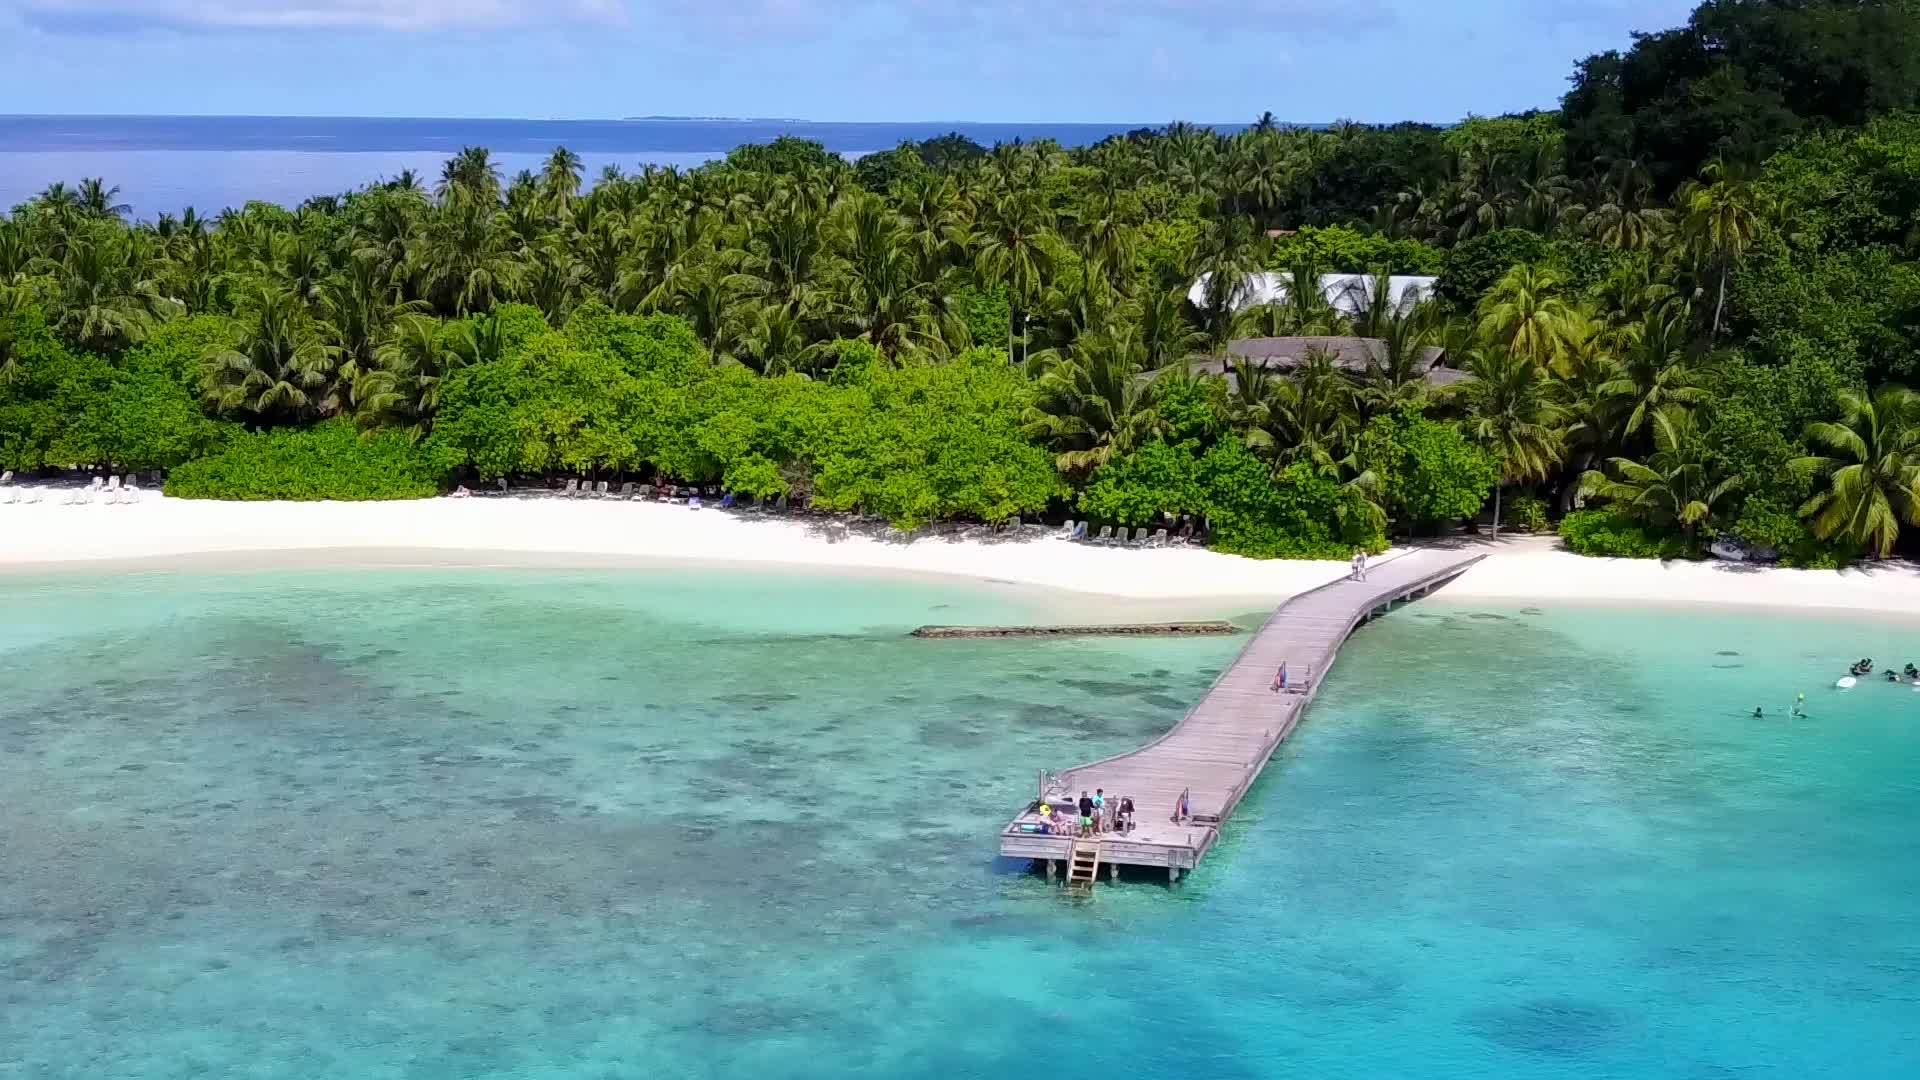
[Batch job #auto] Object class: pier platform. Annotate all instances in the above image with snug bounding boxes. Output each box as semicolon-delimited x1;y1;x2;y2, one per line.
998;548;1486;881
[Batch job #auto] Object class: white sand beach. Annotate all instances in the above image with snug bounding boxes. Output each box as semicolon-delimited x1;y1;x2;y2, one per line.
2;492;1917;615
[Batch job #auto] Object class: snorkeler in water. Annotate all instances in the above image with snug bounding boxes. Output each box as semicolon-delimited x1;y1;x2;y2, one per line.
1792;693;1808;719
1752;707;1765;720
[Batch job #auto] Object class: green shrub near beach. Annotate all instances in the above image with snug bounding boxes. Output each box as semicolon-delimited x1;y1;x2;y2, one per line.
1558;510;1691;560
163;420;443;501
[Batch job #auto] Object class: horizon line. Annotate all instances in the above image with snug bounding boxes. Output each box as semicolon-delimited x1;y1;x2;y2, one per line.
0;112;1467;127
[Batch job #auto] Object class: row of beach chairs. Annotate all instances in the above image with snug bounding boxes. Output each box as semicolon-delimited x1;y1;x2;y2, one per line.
553;478;775;509
1056;520;1186;548
0;473;143;506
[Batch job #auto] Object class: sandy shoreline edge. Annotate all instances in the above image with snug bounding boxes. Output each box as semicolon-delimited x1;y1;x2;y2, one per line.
3;495;1918;618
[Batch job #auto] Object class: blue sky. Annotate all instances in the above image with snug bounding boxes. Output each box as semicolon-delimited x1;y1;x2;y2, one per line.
0;0;1698;122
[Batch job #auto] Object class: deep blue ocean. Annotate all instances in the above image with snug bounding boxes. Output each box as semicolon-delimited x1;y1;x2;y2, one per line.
0;115;1213;219
3;567;1918;1078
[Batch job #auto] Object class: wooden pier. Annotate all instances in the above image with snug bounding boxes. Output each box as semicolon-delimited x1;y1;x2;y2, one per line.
912;621;1238;639
999;548;1486;882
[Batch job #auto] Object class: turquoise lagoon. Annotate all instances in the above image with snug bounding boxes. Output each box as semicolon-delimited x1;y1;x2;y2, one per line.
1;568;1916;1079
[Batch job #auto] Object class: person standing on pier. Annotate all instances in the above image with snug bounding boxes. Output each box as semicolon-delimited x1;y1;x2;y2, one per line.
1077;791;1094;836
1272;661;1289;693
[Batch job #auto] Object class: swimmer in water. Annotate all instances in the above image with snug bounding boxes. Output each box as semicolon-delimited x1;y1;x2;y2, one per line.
1791;693;1807;719
1752;707;1764;720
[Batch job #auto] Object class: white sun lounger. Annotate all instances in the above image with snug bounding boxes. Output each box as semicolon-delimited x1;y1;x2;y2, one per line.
104;476;123;504
561;478;579;498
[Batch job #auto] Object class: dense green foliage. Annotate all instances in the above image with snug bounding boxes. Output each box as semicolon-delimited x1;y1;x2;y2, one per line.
8;0;1920;564
1562;0;1920;190
1357;409;1498;530
164;419;441;500
1558;510;1692;559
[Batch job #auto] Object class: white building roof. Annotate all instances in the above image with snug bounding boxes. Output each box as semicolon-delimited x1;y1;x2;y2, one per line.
1186;272;1438;316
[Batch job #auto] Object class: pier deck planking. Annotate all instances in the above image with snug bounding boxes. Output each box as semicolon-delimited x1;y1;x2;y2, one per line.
998;548;1486;876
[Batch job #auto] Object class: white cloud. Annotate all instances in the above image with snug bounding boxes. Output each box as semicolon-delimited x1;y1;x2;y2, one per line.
15;0;625;32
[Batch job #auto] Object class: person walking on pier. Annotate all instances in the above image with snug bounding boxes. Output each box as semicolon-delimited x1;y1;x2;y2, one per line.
1272;661;1289;693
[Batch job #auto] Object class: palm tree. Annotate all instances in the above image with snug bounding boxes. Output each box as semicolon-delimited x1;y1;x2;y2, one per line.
76;178;130;219
1190;216;1267;354
352;313;458;437
745;184;827;312
973;190;1055;358
1270;254;1342;336
1794;386;1920;559
203;286;339;425
1573;157;1672;251
664;261;750;361
738;303;829;375
1457;346;1566;535
1579;407;1740;548
1603;308;1706;441
1355;298;1441;415
895;173;970;285
835;194;934;354
1477;264;1580;373
438;146;502;206
418;198;523;314
1023;326;1161;474
542;146;584;211
521;241;584;323
51;225;172;351
319;252;423;392
1679;157;1772;338
1136;286;1207;371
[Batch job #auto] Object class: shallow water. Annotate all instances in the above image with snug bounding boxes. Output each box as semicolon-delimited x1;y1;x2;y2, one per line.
2;570;1916;1078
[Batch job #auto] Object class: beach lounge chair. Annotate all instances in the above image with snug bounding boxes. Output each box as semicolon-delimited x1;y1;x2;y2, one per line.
0;470;11;485
122;478;141;504
591;480;607;497
1058;519;1077;540
618;481;636;500
1093;525;1113;546
1130;527;1149;547
1148;528;1168;547
561;478;579;498
1070;521;1087;542
104;476;122;504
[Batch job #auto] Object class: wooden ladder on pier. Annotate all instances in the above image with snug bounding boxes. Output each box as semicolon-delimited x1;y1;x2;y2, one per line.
1066;839;1103;890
